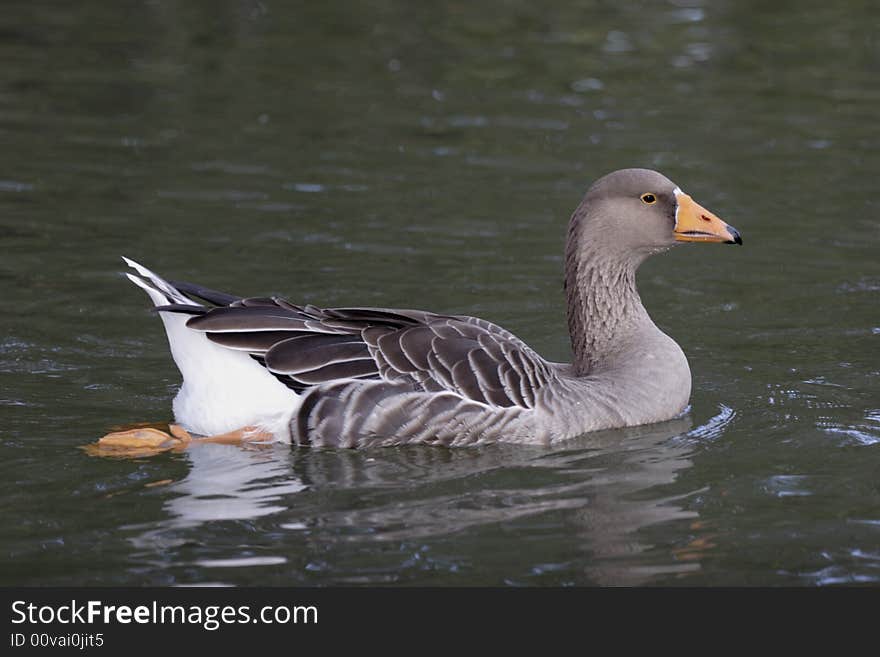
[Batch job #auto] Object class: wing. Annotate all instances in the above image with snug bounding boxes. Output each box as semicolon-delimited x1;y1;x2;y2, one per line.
181;296;557;410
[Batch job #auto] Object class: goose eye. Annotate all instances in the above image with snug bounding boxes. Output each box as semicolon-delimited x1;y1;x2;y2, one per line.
640;193;657;204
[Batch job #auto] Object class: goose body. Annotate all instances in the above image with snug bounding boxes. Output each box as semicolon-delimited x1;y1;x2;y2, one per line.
121;169;740;448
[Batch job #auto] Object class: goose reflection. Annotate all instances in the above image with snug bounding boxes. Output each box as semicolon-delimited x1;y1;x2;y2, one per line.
126;444;304;554
565;405;735;585
127;406;734;585
292;407;733;585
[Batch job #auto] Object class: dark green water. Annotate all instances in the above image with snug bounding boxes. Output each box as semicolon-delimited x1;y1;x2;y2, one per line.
1;1;878;585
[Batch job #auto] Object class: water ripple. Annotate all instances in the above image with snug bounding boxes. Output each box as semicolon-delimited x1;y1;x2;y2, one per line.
195;556;287;568
818;408;880;446
0;180;34;192
674;404;736;444
763;475;813;498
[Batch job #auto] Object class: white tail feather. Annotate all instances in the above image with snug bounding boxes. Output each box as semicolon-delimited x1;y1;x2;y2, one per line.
122;256;199;307
125;272;168;307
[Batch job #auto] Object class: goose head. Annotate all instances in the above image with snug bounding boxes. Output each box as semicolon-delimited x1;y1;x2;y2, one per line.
572;168;741;263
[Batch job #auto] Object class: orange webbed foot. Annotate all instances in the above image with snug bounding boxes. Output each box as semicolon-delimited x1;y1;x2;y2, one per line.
83;423;272;458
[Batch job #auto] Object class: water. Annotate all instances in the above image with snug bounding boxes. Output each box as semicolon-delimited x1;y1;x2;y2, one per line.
1;0;878;586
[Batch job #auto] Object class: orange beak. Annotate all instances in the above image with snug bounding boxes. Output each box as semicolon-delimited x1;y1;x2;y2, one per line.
673;190;742;244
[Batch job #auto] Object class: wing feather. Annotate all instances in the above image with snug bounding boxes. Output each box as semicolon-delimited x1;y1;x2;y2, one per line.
451;358;486;405
397;327;433;370
265;335;371;374
376;329;422;373
187;306;312;332
286;359;378;385
176;291;554;409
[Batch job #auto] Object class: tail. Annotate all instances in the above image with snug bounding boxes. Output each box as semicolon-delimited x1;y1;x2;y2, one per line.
122;256;203;310
121;257;210;395
122;257;242;312
120;257;298;439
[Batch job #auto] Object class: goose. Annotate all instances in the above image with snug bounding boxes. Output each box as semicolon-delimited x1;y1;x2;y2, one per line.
98;168;741;451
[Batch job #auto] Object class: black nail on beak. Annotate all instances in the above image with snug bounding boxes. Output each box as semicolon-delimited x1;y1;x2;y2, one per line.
726;226;743;245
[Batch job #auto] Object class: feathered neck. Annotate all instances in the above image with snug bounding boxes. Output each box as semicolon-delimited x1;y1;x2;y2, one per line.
564;215;650;376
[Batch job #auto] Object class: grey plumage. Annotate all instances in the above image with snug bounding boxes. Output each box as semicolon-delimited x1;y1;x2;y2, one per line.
121;168;740;447
178;296;559;445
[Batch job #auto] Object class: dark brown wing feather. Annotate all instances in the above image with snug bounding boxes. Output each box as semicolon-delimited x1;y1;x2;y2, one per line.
184;296;555;408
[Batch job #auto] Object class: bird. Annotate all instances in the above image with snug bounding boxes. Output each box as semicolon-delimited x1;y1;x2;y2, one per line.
98;168;741;451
